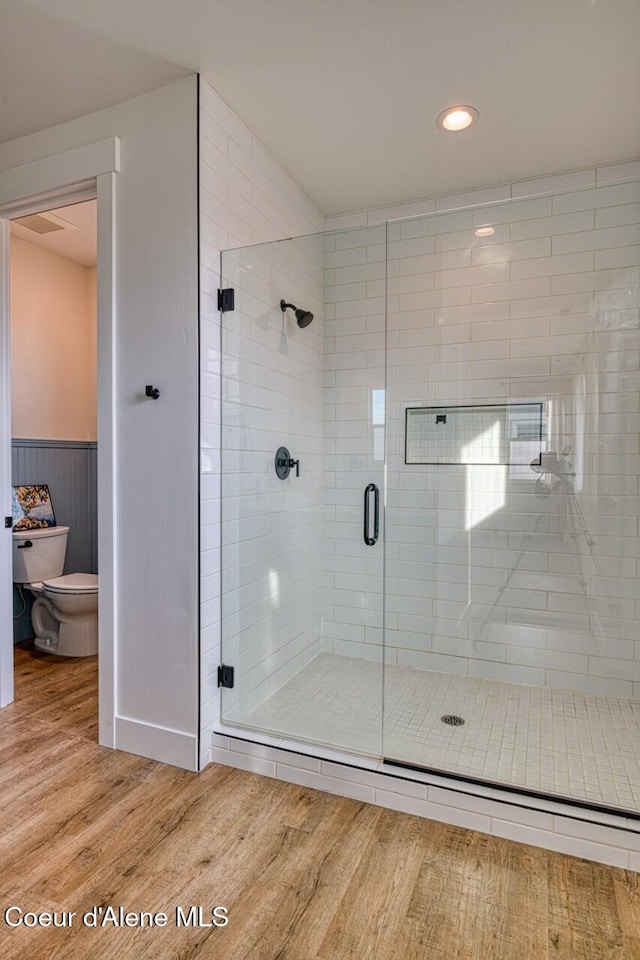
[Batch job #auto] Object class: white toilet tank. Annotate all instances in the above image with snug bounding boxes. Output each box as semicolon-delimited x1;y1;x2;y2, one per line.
12;525;69;584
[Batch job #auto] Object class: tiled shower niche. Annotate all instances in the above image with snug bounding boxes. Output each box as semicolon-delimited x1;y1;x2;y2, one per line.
404;402;544;466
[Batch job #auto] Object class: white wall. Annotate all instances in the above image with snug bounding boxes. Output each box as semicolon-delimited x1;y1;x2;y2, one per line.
0;77;200;767
10;237;96;441
323;161;640;699
199;77;324;766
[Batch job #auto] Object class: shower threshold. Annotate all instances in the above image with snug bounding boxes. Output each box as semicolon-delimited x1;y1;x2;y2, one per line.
383;758;640;823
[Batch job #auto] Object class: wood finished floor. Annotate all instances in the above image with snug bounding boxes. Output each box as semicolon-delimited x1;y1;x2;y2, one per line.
1;644;640;960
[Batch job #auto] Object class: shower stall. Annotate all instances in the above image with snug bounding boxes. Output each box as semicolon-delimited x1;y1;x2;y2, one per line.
219;177;640;818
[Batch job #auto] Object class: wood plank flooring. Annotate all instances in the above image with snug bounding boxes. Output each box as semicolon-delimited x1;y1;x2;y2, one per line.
1;643;639;960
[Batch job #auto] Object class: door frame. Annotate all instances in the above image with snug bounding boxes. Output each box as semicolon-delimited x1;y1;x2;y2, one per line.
0;138;119;747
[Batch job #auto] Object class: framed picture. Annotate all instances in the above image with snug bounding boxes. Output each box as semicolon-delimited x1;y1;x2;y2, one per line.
12;484;57;531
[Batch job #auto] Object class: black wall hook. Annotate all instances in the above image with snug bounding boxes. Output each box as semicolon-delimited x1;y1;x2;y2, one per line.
145;385;160;400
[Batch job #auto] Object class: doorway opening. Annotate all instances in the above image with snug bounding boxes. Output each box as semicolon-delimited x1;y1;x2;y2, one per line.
9;199;98;733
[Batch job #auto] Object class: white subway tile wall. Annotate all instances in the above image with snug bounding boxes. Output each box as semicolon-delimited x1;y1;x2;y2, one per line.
322;223;386;749
220;236;325;725
323;176;640;714
199;79;324;766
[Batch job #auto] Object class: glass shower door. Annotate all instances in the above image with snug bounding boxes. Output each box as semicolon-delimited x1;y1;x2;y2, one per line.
381;182;640;815
219;225;386;757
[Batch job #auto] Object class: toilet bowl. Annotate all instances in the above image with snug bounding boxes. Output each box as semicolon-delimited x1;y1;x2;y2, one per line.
12;525;99;658
31;574;99;657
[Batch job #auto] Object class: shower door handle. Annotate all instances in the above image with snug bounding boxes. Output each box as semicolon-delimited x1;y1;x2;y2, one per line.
364;483;379;546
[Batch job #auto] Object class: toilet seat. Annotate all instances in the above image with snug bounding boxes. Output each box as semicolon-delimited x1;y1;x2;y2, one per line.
43;573;98;595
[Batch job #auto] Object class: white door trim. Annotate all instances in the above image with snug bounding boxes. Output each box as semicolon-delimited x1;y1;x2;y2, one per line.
0;138;120;746
0;219;12;708
0;138;119;210
96;170;117;747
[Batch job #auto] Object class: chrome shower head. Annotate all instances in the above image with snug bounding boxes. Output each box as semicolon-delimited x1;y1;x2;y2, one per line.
280;299;314;328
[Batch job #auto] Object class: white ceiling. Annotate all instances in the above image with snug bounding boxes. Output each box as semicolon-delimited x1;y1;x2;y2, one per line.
1;0;639;215
10;201;97;268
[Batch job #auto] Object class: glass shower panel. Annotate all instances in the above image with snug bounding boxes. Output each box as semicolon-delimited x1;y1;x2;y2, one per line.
220;226;386;756
382;180;640;814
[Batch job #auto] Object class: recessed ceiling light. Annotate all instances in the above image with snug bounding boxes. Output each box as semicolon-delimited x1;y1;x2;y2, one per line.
474;226;495;237
436;105;479;133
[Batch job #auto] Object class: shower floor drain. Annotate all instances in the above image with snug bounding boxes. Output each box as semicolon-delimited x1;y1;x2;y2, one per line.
441;714;465;726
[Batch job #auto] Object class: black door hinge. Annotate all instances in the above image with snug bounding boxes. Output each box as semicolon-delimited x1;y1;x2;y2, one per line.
217;664;235;689
4;517;12;529
218;288;235;312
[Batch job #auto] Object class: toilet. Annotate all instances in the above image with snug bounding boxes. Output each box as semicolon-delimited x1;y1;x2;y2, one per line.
12;525;98;657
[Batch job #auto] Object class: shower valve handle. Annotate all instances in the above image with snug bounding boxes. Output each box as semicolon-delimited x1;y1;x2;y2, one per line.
275;447;300;479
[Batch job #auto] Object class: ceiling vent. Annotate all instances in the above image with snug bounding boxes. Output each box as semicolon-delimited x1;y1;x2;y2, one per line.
12;212;76;235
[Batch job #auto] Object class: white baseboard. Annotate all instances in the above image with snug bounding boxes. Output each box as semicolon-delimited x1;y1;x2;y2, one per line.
115;715;198;771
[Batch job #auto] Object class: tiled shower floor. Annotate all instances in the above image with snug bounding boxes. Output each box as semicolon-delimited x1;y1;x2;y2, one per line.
243;653;640;814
